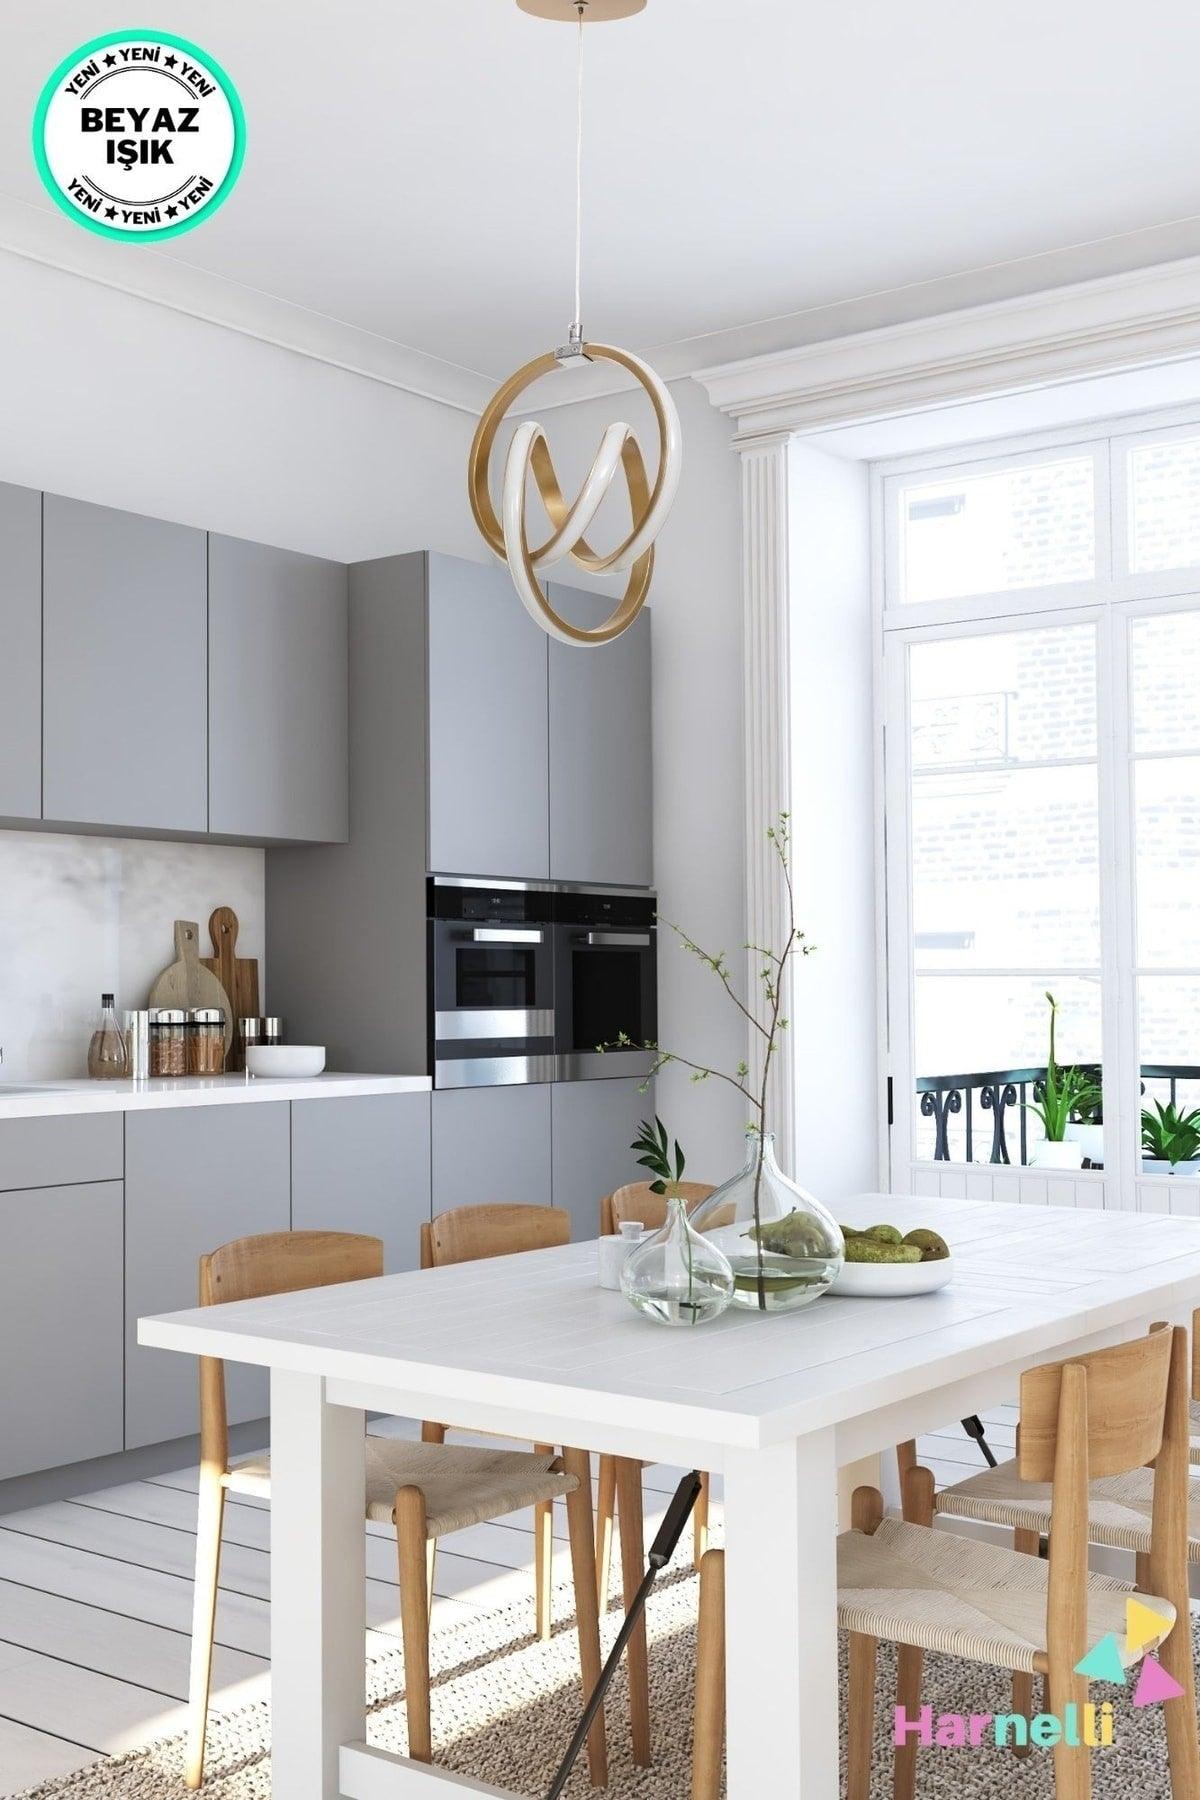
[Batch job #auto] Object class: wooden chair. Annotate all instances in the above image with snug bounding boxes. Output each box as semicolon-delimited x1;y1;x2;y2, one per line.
842;1326;1198;1800
596;1181;717;1608
692;1548;726;1800
186;1229;606;1789
419;1203;572;1646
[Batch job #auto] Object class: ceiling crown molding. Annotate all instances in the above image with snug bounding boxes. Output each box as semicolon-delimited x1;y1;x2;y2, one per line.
0;193;494;415
692;254;1200;445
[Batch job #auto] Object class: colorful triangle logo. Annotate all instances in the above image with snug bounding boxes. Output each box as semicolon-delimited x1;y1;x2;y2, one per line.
1126;1596;1173;1657
1133;1655;1186;1708
1074;1634;1126;1684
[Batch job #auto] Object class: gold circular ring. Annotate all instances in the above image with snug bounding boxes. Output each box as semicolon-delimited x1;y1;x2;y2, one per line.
468;342;677;646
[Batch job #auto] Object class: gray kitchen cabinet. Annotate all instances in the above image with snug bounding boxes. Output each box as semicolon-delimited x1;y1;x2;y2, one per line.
427;553;549;879
431;1084;551;1213
0;483;42;821
43;495;208;833
208;534;349;843
548;584;652;887
291;1093;431;1271
124;1104;290;1449
0;1113;122;1193
550;1077;654;1241
0;1182;123;1481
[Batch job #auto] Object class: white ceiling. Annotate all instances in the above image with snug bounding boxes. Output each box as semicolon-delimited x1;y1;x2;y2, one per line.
5;0;1200;401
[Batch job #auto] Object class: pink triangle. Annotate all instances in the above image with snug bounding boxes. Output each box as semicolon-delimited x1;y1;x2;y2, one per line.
1133;1656;1186;1707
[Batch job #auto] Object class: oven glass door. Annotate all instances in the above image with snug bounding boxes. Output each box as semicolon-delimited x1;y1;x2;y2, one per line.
555;925;657;1078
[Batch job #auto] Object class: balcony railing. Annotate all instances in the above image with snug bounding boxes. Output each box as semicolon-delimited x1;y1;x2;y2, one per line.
915;1064;1200;1164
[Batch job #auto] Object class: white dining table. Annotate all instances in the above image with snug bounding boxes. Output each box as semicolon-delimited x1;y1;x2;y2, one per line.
139;1191;1200;1800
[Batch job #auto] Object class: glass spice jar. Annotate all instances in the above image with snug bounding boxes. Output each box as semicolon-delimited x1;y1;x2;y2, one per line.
189;1007;226;1076
149;1008;187;1077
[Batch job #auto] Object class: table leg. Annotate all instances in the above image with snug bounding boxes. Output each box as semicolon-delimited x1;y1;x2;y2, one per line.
271;1368;366;1800
723;1430;839;1800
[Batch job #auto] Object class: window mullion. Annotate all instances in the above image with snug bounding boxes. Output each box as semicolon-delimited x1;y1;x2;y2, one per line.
1099;604;1138;1209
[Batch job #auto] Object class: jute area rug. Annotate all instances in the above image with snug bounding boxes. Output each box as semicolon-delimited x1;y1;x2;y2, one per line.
15;1574;1193;1798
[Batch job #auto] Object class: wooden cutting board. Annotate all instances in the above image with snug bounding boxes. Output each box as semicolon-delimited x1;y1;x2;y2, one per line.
148;920;234;1056
202;906;261;1067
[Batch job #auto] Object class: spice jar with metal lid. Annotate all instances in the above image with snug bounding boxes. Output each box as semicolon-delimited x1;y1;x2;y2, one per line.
189;1007;226;1076
261;1016;285;1047
149;1008;187;1077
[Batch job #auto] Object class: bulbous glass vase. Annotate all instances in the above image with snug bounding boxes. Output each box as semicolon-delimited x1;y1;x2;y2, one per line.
690;1133;844;1313
621;1195;735;1328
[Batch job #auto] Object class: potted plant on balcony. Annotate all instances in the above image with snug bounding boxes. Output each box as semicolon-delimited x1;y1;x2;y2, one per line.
1141;1100;1200;1176
1027;993;1100;1170
1065;1067;1104;1165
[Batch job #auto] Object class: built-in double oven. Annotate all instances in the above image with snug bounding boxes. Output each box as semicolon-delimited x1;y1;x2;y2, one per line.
428;878;656;1088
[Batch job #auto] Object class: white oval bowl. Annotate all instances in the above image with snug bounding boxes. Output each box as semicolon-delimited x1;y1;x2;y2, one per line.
832;1255;955;1299
245;1045;326;1078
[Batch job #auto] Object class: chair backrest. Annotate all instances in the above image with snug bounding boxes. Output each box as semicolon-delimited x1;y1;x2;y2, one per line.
600;1181;716;1236
420;1203;571;1270
1018;1328;1172;1484
198;1230;383;1473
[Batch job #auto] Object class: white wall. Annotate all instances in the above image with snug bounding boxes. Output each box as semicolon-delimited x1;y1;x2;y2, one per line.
788;444;878;1200
0;252;748;1176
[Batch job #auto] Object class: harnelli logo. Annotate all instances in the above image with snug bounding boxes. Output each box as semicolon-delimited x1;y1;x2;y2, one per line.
893;1595;1183;1753
33;32;245;242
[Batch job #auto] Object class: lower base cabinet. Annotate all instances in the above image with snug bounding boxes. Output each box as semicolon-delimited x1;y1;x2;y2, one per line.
124;1105;291;1450
0;1182;123;1481
291;1093;431;1271
551;1078;655;1241
432;1085;552;1213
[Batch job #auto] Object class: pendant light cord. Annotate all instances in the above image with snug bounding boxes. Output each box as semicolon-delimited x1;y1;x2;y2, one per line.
572;2;585;341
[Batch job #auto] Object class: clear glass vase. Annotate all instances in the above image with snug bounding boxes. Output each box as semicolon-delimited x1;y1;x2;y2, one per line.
620;1195;734;1328
690;1133;844;1313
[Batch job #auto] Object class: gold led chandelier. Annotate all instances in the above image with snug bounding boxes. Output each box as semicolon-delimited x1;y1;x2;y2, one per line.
468;0;681;647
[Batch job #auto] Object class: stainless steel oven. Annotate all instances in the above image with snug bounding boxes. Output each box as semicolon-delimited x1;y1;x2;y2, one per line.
428;878;556;1087
553;889;657;1081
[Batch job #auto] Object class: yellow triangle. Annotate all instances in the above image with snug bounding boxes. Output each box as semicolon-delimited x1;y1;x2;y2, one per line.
1127;1596;1172;1656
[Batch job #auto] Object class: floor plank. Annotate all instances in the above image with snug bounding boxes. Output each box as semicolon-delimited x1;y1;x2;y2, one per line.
0;1714;100;1792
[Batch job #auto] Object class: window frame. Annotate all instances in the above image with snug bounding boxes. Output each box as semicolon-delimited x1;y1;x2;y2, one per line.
874;400;1200;1212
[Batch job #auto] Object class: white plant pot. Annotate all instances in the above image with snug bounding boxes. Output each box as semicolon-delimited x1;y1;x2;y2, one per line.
1065;1122;1104;1164
1142;1158;1200;1178
1030;1138;1085;1171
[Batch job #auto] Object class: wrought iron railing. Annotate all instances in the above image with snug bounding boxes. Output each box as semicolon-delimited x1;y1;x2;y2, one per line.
915;1064;1200;1164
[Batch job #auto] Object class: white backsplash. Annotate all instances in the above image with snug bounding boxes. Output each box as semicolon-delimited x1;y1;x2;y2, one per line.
0;830;265;1080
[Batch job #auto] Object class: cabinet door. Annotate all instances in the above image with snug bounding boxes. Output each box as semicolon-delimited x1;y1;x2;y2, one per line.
427;553;549;878
0;483;42;821
209;535;348;842
43;496;208;832
0;1183;123;1481
550;1078;654;1241
125;1105;290;1449
431;1084;551;1214
547;585;652;887
291;1094;431;1273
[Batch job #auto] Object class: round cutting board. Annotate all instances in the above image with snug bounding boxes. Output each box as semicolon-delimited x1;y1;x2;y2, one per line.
148;919;235;1057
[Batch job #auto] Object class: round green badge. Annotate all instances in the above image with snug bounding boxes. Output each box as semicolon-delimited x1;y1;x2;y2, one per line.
33;31;245;242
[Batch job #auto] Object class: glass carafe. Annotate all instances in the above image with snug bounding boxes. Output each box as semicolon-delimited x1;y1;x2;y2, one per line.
621;1195;734;1328
87;992;128;1080
690;1133;844;1313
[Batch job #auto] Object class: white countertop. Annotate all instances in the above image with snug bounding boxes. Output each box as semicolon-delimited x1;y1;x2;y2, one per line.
0;1072;431;1119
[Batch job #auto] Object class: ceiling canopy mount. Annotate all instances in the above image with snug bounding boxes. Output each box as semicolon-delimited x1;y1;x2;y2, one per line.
515;1;647;21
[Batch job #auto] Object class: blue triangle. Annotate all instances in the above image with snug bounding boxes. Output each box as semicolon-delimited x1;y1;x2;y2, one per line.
1075;1634;1127;1685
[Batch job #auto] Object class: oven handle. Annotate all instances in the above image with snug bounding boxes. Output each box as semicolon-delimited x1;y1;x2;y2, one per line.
467;927;545;944
579;931;652;947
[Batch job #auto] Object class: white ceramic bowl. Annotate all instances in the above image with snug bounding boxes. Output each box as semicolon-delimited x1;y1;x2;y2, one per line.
832;1255;955;1299
245;1045;326;1078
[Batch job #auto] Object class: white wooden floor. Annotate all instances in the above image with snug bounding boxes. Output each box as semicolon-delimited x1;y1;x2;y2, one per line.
0;1413;1005;1795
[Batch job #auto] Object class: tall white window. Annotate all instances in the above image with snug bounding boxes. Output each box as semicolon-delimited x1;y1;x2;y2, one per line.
879;412;1200;1213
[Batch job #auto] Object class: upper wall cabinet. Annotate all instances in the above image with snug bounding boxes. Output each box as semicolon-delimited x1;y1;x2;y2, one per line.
547;584;653;888
209;535;349;843
0;483;42;823
426;553;550;879
43;496;208;833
